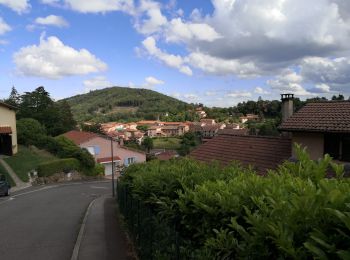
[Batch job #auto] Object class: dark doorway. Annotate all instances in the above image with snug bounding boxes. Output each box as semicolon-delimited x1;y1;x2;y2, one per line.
0;134;12;156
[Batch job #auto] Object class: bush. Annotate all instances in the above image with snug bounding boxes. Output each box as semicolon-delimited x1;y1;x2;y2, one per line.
37;158;80;177
118;146;350;259
17;118;47;146
82;163;105;176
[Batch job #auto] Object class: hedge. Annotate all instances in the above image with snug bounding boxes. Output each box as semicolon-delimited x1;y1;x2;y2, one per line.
118;145;350;259
37;158;80;177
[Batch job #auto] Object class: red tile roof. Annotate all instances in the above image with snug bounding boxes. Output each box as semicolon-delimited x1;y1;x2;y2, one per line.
97;156;121;163
63;130;99;145
190;134;291;173
0;126;12;134
279;101;350;133
218;128;248;135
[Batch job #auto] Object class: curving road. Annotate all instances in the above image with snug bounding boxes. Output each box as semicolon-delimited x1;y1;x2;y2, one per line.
0;181;127;260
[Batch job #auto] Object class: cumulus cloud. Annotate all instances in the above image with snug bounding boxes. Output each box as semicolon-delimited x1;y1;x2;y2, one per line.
227;91;252;98
42;0;134;14
267;69;312;96
143;76;164;88
35;15;69;27
83;76;112;92
13;34;107;79
165;18;222;43
0;17;11;35
142;36;192;75
135;0;167;34
301;56;350;91
0;0;30;13
254;87;270;94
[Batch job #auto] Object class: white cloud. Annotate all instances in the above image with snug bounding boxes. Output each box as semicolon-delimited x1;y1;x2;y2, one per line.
83;76;112;92
314;84;331;93
165;18;221;43
0;0;30;13
187;51;260;77
13;34;107;79
0;39;9;45
0;17;11;35
227;91;252;98
254;87;270;94
135;0;167;34
143;76;164;88
35;15;69;27
205;91;217;96
183;93;198;101
41;0;134;14
142;36;192;75
267;69;312;96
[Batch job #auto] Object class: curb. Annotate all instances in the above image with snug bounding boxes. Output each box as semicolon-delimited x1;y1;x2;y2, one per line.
71;197;98;260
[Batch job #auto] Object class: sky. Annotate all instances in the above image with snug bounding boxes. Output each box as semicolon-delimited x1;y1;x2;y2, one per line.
0;0;349;107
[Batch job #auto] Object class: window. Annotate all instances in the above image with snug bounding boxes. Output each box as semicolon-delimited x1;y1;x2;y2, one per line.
324;134;350;162
128;157;136;164
86;146;95;155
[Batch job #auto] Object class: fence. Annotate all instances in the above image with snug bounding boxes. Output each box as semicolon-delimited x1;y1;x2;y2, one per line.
117;179;194;260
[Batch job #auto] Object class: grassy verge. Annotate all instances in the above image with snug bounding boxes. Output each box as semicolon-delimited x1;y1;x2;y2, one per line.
153;137;182;150
4;146;57;182
0;163;15;187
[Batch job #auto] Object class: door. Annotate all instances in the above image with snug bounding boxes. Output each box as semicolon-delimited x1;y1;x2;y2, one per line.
0;134;12;156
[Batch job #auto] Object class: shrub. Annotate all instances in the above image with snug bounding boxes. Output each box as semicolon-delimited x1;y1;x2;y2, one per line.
17;118;47;146
37;158;80;177
118;146;350;259
82;163;105;176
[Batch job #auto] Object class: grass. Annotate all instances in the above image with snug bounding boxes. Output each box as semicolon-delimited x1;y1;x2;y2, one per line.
4;146;57;182
153;137;182;150
0;162;15;187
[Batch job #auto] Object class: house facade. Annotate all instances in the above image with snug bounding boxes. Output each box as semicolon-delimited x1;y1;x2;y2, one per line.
279;100;350;162
0;102;17;156
64;130;146;176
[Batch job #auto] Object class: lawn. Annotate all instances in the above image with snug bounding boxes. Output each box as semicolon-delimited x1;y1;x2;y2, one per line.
4;146;57;182
153;137;182;150
0;162;15;187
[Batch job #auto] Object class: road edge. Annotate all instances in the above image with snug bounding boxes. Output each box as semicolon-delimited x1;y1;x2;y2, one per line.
71;197;98;260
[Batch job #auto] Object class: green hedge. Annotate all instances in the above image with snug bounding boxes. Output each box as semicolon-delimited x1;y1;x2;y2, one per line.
118;145;350;259
37;158;80;177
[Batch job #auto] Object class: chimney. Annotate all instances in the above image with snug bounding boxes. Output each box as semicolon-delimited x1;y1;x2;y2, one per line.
281;94;294;122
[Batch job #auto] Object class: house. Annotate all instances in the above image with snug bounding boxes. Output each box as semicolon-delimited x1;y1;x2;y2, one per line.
240;114;259;123
63;130;146;176
195;107;207;118
0;102;17;156
155;150;179;161
200;118;216;125
190;133;291;173
279;96;350;162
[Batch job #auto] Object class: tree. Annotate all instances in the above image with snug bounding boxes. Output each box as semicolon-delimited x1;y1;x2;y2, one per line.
17;86;76;136
5;86;21;107
17;118;47;146
137;125;149;132
332;94;345;101
142;137;154;153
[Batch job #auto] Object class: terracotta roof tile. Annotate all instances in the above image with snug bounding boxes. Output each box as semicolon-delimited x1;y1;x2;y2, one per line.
190;134;291;173
279;101;350;133
63;130;99;145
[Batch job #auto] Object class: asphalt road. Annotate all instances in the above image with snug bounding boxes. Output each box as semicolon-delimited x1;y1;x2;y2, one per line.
0;181;125;260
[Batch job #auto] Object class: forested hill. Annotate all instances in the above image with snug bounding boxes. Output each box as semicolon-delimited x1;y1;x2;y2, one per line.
61;87;194;123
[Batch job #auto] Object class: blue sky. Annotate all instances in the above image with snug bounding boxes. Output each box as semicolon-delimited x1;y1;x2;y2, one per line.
0;0;349;107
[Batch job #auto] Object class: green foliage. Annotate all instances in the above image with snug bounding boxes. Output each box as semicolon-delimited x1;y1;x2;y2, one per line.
137;125;148;132
178;132;201;155
118;147;350;259
142;137;153;153
37;158;80;177
17;118;47;146
4;146;57;182
82;163;105;176
54;136;95;170
60;86;194;123
17;86;76;136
